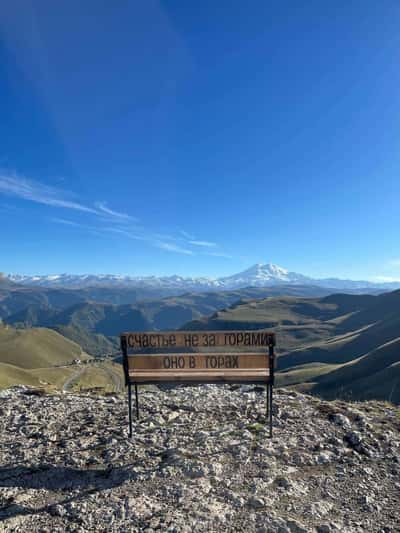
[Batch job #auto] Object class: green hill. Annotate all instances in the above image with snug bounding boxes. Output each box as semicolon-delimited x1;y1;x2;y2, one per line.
0;324;124;392
309;337;400;402
181;290;400;404
0;324;87;369
0;362;41;388
182;293;374;353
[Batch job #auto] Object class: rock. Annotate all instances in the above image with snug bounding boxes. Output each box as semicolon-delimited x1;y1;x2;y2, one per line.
285;519;309;532
345;430;362;447
247;496;265;509
49;504;67;517
275;476;291;489
183;462;206;478
316;526;332;533
167;412;180;423
231;495;245;507
307;500;333;517
332;413;352;429
316;451;333;464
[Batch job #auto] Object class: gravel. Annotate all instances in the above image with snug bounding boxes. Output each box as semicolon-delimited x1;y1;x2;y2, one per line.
0;385;399;532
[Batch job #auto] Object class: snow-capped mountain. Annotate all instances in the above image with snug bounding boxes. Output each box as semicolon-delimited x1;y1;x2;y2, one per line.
7;263;400;291
7;273;222;290
218;263;312;288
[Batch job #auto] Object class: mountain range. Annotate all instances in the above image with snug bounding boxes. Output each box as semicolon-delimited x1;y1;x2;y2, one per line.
7;263;400;291
1;266;400;403
3;286;336;355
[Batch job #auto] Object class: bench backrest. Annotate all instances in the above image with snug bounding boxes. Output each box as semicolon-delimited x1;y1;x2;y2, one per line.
120;330;276;385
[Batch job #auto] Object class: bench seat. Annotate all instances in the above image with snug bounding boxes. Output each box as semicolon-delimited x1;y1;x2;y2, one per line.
128;369;269;383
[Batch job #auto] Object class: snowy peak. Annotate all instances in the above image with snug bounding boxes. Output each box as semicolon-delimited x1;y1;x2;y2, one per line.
219;263;311;288
7;272;221;290
239;263;289;279
6;264;400;291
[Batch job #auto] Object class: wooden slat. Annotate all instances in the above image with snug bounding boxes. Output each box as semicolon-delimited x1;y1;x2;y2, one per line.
121;330;275;353
129;369;270;374
128;370;269;382
127;353;268;371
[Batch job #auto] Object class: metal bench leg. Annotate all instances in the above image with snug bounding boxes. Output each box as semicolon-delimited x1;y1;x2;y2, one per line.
269;383;273;438
128;383;133;438
135;384;140;419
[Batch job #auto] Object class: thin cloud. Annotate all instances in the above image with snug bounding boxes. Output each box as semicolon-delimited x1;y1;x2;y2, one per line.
0;173;133;221
1;173;233;259
205;251;233;259
180;229;195;240
153;231;184;242
156;242;194;255
51;220;194;255
104;227;148;241
51;218;85;227
0;173;98;214
95;201;135;221
189;240;217;247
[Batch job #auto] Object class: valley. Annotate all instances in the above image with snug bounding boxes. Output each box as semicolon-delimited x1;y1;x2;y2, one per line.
0;284;342;355
184;291;400;403
1;270;399;405
0;323;123;393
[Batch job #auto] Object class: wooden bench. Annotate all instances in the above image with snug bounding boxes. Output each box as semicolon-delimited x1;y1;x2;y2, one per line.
120;330;276;437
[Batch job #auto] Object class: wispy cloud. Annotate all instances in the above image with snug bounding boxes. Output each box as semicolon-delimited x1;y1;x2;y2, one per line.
94;201;135;221
180;229;195;240
104;227;147;242
189;240;217;247
53;219;196;255
0;173;99;214
51;218;85;227
205;251;233;259
0;173;133;222
1;172;232;258
156;242;194;255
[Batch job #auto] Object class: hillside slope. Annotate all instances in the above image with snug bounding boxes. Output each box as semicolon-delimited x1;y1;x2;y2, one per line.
183;293;375;353
311;337;400;403
0;325;87;369
182;290;400;403
0;362;41;388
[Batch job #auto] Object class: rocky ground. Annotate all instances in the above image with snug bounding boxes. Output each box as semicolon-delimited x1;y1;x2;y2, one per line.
0;385;399;532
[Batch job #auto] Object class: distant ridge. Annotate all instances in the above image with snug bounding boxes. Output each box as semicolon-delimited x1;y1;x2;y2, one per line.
0;272;16;288
7;263;400;291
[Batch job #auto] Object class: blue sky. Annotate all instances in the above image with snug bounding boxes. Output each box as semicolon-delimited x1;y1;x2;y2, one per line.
1;1;399;280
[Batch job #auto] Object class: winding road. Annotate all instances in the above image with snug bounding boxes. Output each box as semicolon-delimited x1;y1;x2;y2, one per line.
62;367;86;392
101;364;124;392
62;361;124;393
